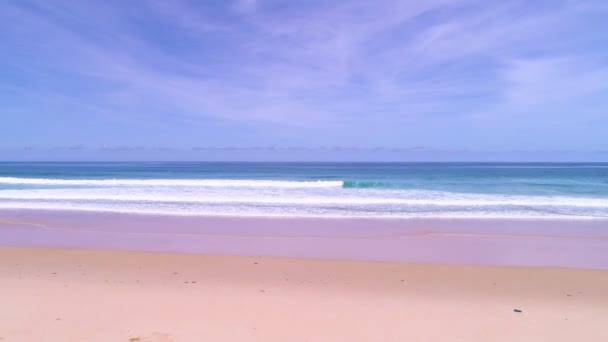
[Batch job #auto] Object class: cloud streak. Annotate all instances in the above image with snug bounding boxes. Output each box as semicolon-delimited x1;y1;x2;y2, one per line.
1;0;607;152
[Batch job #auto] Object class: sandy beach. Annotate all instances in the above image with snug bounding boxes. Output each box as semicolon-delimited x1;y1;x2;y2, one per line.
2;247;608;342
4;0;608;338
1;210;608;341
2;210;608;268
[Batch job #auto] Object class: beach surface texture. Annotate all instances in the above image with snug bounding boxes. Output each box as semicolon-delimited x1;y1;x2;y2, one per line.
2;246;608;342
2;163;608;341
1;211;608;341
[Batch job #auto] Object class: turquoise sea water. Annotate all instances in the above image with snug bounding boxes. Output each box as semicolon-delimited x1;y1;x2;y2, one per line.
1;162;607;219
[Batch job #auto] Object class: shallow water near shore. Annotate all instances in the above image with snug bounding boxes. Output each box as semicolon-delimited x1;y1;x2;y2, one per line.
1;162;608;219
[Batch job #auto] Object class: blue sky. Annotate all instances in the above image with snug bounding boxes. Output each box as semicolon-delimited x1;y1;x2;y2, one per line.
1;0;608;161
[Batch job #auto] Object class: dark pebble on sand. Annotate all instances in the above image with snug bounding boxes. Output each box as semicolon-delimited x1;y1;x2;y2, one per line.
514;309;522;313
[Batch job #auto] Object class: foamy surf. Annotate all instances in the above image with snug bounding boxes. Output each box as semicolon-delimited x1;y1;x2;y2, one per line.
1;188;608;208
1;162;608;219
0;202;601;219
0;177;343;188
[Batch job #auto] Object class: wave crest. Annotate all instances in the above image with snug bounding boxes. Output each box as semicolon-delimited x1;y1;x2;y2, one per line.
0;177;343;188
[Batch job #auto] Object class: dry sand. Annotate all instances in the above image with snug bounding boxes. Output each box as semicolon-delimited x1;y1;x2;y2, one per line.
1;247;607;342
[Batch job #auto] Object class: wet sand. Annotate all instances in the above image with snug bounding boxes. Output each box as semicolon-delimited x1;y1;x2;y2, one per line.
1;209;608;268
1;210;608;341
1;247;608;342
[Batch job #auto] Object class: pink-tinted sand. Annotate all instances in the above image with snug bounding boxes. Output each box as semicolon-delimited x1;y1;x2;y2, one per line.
1;209;608;268
2;247;608;342
2;210;608;341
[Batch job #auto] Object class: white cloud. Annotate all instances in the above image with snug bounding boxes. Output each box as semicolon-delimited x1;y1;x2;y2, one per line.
2;0;607;129
501;57;608;113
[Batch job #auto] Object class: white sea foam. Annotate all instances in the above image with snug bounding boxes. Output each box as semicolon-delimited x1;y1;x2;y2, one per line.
0;177;343;188
1;188;607;207
0;201;601;219
1;177;607;219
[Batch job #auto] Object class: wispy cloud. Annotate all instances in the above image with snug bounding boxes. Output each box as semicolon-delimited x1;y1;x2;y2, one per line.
501;57;608;112
1;0;607;151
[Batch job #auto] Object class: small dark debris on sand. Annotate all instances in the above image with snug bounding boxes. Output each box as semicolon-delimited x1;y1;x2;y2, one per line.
514;309;522;313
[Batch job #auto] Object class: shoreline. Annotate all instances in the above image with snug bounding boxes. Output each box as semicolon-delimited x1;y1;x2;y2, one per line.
4;206;608;220
2;246;608;341
2;209;608;269
3;210;608;340
2;204;607;221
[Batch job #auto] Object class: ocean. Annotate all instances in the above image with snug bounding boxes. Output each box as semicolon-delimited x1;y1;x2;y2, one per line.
0;162;607;219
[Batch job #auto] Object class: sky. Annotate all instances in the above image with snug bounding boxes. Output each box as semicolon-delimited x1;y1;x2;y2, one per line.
1;0;607;161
